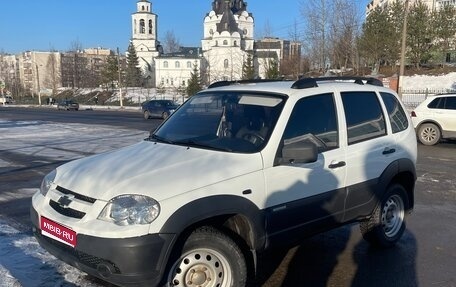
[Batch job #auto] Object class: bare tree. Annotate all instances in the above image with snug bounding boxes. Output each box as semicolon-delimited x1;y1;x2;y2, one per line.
44;49;61;96
301;0;332;72
328;0;360;73
162;30;181;54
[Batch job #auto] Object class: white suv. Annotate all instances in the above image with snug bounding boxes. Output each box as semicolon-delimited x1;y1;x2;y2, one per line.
31;77;417;287
411;93;456;145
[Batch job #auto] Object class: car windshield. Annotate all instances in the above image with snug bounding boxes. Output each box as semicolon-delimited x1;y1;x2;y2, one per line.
151;92;286;153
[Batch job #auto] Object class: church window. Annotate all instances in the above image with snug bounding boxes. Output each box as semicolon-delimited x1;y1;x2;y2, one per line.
134;20;137;34
234;40;238;47
163;61;169;68
187;61;192;68
149;20;153;34
223;40;228;45
224;59;229;68
243;29;248;35
175;61;180;68
139;19;145;34
215;41;218;46
142;5;145;11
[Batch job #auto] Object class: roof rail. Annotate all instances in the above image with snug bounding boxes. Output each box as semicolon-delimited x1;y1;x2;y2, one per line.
291;76;383;89
208;79;285;89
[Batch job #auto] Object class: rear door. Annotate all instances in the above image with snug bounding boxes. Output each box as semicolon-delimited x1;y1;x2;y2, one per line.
439;96;456;134
341;91;395;220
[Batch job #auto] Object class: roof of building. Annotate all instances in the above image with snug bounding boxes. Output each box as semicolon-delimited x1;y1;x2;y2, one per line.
157;47;202;59
255;41;282;50
212;0;248;15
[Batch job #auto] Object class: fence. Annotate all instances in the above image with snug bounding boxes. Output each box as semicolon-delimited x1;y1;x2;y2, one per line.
401;88;456;109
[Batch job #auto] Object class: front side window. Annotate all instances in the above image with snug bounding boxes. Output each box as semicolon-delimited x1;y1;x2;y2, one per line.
380;92;409;133
342;91;386;145
152;92;286;153
282;93;339;153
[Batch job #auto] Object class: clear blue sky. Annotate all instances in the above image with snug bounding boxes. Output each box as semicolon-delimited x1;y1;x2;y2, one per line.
0;0;370;54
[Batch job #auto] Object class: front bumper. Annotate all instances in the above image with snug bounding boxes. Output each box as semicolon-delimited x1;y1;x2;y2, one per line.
31;206;175;287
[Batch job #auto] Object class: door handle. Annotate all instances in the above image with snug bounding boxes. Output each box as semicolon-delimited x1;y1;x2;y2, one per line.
382;147;396;155
329;161;346;169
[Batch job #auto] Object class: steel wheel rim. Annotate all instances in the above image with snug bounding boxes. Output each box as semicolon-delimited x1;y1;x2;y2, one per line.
381;194;404;238
169;248;232;287
421;127;437;143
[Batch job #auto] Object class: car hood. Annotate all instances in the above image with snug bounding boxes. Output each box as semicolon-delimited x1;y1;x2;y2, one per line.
54;141;263;201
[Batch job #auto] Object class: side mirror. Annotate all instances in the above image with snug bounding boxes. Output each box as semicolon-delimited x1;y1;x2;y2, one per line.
282;142;318;164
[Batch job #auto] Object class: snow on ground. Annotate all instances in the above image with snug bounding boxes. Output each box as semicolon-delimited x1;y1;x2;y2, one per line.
0;119;147;287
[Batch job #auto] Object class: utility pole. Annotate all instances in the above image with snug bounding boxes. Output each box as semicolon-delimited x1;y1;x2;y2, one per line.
117;47;123;108
398;0;410;99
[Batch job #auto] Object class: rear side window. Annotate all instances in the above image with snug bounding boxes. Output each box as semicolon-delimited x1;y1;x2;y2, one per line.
380;92;409;133
342;91;386;145
444;97;456;110
428;98;444;109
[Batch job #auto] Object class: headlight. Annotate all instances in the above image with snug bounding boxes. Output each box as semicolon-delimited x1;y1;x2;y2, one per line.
98;195;160;226
40;170;56;196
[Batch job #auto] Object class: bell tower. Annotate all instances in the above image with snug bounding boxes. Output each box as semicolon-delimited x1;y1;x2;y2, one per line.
131;0;160;79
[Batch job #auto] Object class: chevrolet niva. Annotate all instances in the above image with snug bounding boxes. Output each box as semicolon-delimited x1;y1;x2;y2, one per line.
31;77;417;287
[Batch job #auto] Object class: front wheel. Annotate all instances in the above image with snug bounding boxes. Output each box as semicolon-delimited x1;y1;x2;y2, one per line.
360;184;408;247
166;226;247;287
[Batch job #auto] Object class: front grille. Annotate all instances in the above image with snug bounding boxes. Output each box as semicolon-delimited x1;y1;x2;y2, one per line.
49;200;86;219
56;186;97;203
37;232;121;274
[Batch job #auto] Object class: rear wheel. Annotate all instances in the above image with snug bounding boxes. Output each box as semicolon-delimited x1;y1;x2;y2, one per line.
360;184;408;247
144;110;151;120
166;226;247;287
418;123;440;145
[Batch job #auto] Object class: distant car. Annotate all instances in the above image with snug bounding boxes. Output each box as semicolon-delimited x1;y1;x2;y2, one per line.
411;94;456;145
142;99;179;120
57;100;79;111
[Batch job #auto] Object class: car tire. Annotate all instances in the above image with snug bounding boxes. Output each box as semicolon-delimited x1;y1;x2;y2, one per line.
165;226;247;287
144;111;151;120
162;111;169;120
360;184;408;248
417;123;441;145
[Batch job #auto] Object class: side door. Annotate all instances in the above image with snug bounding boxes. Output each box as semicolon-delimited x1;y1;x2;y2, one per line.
341;91;396;220
264;93;347;244
439;96;456;135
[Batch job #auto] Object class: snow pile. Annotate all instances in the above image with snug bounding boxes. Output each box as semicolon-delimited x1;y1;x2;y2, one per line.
402;72;456;91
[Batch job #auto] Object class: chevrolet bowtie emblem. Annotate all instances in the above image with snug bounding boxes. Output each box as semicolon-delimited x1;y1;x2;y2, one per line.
57;195;74;208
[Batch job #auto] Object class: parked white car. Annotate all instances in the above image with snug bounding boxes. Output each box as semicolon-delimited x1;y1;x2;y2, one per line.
411;94;456;145
31;77;417;287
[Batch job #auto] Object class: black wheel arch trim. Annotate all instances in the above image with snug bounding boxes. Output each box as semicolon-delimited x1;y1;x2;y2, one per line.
377;158;416;210
160;195;266;249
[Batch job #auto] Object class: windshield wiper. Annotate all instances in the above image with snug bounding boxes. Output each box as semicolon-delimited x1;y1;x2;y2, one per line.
173;139;232;152
147;134;175;144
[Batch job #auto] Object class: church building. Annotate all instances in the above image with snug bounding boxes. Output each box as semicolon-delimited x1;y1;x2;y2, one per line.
130;0;298;89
